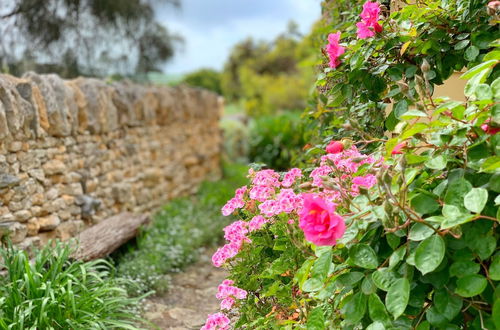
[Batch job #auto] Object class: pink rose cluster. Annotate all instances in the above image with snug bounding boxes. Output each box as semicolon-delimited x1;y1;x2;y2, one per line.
216;279;247;310
325;1;383;68
357;1;383;39
310;145;379;201
201;312;230;330
212;216;269;267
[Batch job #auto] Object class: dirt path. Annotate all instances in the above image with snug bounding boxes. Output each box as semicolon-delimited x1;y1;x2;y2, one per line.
142;248;227;329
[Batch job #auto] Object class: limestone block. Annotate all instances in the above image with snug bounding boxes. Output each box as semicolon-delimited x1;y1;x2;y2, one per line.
37;214;61;231
56;220;84;240
43;159;66;175
0;173;20;189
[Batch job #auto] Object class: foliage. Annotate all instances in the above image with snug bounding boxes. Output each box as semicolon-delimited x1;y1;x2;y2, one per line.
181;68;223;95
115;163;248;296
0;241;142;329
221;114;250;164
205;1;500;329
0;0;181;77
248;112;307;171
307;0;498;144
221;23;316;116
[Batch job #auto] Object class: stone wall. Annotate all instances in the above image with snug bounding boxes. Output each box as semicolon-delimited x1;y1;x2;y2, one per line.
0;73;222;248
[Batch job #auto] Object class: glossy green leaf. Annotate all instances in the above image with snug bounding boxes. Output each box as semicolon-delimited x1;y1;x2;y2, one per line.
415;235;445;275
349;244;378;269
366;322;385;330
368;294;391;324
449;260;480;278
434;288;462;321
386;278;410;319
411;194;439;215
490;256;500;281
409;223;435;241
372;268;398;291
341;292;367;324
425;155;447;170
464;45;479;61
455;274;487;297
311;249;332;282
463;188;488;214
389;246;406;269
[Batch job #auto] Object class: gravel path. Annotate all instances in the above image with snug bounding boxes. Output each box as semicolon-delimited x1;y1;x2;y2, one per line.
142;248;227;329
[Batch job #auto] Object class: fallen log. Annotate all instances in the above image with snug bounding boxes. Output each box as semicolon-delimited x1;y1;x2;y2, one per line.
72;212;150;261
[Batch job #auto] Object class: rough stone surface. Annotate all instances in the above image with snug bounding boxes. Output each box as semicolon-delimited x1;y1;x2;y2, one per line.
0;73;222;247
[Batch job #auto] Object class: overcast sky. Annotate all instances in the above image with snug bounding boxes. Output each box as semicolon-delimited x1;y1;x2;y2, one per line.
156;0;322;75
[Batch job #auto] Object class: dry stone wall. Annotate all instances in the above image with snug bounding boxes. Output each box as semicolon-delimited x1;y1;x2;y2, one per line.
0;73;222;248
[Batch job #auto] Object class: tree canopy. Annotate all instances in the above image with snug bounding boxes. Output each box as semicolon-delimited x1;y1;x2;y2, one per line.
0;0;181;78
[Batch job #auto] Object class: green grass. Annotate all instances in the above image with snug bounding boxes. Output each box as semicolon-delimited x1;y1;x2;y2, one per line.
114;163;248;296
0;241;142;330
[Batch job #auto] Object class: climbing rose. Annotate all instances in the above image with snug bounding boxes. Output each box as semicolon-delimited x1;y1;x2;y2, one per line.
326;141;344;154
298;194;345;246
357;1;383;39
201;312;230;330
326;32;345;68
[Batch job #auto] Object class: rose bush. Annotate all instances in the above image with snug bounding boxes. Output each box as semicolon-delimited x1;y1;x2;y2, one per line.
202;1;499;329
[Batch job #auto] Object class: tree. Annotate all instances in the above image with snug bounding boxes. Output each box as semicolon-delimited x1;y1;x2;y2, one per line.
0;0;182;78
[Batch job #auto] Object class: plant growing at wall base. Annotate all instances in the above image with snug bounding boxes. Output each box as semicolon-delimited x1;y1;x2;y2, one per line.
0;241;143;330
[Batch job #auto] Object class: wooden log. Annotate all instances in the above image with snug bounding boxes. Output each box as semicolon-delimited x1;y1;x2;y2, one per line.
72;212;150;261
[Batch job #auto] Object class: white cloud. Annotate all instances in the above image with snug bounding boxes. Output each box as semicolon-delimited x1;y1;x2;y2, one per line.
157;0;321;74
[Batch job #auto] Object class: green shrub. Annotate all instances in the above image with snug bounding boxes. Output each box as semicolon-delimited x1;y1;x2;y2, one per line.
221;114;249;163
248;112;307;171
115;163;248;296
181;68;222;95
0;241;141;329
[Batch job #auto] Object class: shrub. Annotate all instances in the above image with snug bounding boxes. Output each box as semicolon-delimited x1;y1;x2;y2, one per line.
201;2;500;329
248;112;307;171
0;241;142;329
181;68;222;95
115;163;248;296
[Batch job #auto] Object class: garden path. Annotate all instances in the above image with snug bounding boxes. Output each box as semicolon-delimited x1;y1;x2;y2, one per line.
143;248;226;329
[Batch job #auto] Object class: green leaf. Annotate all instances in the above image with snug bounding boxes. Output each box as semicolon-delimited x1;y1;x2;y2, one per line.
415;235;445;275
434;288;462;321
337;271;364;287
454;39;470;50
302;278;323;292
460;60;497;80
470;235;497;260
474;84;493;100
311;249;333;282
490;256;500;281
425;155;447;170
464;188;488;214
307;307;325;330
361;276;377;295
411;194;439;215
409;223;435;241
449;260;480;278
366;322;386;330
425;305;448;326
444;178;472;208
350;244;378;269
464;45;480;61
368;294;391;324
394;99;409;119
492;77;500;100
481;156;500;173
389;246;406;269
386;278;410;319
493;299;500;330
372;268;398;291
416;321;430;330
455;274;488;297
341;292;367;324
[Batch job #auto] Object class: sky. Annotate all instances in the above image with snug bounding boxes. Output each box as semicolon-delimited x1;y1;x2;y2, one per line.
156;0;322;75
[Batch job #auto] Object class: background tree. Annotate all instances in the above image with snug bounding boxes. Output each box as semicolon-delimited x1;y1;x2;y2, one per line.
0;0;182;78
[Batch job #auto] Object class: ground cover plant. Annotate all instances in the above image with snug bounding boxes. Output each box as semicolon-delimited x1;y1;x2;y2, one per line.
0;241;142;329
115;163;248;296
202;1;499;329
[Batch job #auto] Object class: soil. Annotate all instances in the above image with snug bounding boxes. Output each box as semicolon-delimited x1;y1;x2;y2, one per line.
142;248;227;330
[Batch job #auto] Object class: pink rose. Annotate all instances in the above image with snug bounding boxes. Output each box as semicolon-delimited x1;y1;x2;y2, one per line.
357;1;383;39
326;32;346;69
298;194;345;246
326;141;344;154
